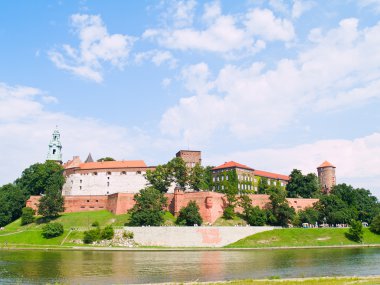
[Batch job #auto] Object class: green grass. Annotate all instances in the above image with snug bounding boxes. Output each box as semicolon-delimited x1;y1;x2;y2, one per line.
226;227;380;248
213;215;247;226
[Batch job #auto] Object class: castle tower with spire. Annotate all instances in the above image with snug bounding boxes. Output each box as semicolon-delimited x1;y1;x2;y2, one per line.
317;161;336;194
47;128;62;164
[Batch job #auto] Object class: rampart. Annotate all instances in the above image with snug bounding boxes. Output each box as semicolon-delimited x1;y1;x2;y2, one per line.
26;191;318;224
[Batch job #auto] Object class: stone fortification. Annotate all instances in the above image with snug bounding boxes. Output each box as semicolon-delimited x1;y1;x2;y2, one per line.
124;226;276;247
27;191;318;224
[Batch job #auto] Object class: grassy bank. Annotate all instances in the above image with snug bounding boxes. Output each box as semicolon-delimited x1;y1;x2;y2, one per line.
226;227;380;248
191;276;380;285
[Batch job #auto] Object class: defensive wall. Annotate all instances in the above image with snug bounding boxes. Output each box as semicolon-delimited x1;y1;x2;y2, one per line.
26;191;318;224
123;226;277;247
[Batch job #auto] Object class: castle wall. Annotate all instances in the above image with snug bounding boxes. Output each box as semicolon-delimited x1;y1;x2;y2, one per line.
26;192;319;224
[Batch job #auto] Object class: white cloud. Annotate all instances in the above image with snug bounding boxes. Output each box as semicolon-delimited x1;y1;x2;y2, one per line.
359;0;380;13
291;0;315;19
0;83;149;185
49;14;136;82
134;50;177;68
172;0;197;27
162;78;172;87
245;8;295;41
207;133;380;197
159;18;380;142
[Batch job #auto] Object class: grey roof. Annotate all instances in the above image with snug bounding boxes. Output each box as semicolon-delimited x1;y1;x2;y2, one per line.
85;153;94;163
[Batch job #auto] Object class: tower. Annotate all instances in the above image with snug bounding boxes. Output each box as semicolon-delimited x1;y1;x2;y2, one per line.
317;161;336;194
176;150;201;168
47;128;63;164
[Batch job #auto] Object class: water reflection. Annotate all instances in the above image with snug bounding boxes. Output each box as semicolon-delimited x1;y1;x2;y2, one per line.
0;248;379;284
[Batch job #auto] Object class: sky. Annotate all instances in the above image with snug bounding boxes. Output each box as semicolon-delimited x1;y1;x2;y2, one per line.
1;0;380;197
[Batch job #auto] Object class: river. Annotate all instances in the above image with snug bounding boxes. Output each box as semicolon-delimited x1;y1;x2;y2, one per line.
0;247;379;284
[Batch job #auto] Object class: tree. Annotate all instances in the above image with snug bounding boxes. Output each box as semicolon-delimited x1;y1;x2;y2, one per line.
258;177;270;194
370;215;380;234
239;195;266;226
38;184;65;218
21;207;35;225
42;222;64;239
15;161;65;196
176;201;203;226
222;170;239;219
286;169;320;198
298;207;319;225
129;187;168;226
266;186;295;227
167;157;188;188
188;163;206;191
346;220;364;243
0;184;27;227
97;157;115;162
145;165;172;193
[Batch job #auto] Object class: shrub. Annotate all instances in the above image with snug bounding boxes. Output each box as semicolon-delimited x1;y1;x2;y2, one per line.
83;228;101;244
223;205;235;220
346;220;363;243
91;221;100;227
123;231;134;239
42;222;64;239
101;225;114;240
21;207;35;226
176;201;203;226
370;215;380;234
245;206;267;226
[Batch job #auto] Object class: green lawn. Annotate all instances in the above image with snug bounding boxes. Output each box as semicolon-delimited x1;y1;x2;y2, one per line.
226;227;380;248
213;215;247;226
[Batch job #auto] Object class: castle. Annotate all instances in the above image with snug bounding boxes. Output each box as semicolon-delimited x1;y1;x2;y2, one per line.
26;129;334;223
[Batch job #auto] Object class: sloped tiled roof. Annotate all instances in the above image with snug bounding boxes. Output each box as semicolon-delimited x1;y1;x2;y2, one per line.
317;161;335;168
213;161;254;171
78;160;147;170
254;169;289;181
85;153;94;163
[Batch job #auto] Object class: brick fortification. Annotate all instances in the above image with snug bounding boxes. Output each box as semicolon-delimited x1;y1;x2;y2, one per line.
26;190;318;224
317;161;336;193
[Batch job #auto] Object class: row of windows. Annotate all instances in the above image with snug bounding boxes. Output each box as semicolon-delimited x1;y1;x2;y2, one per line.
91;171;142;176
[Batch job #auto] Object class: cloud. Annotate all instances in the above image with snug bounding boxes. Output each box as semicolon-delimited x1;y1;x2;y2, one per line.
206;133;380;197
159;18;380;142
0;82;150;185
134;50;177;68
49;14;136;82
359;0;380;13
291;0;315;19
143;2;292;56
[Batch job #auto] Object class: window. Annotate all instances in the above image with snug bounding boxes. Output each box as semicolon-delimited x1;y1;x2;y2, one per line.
79;186;82;190
53;149;56;154
107;171;111;175
93;172;98;176
136;171;141;174
80;180;82;183
87;200;90;202
121;171;126;175
96;200;99;202
107;182;110;187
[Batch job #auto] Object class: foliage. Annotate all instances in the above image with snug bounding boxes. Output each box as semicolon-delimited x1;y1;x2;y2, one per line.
298;207;319;226
223;205;235;220
370;215;380;234
145;165;172;193
42;222;64;239
123;231;134;239
346;220;364;243
83;227;101;244
129;187;168;226
101;225;114;240
97;157;115;162
91;221;100;227
21;207;35;225
286;169;320;198
167;157;188;188
266;186;295;227
315;194;357;225
221;170;239;218
38;184;65;218
176;200;203;226
0;184;27;227
239;195;266;226
15;161;65;196
188;163;210;191
257;177;270;194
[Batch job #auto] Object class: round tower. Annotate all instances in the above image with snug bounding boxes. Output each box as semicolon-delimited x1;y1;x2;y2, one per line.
317;161;336;194
47;128;63;164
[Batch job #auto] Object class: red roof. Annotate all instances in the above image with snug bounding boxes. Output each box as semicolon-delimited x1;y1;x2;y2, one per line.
317;161;335;168
254;170;289;181
78;160;147;170
213;161;254;171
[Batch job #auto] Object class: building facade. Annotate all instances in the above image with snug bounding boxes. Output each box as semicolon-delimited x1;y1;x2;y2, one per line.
176;150;201;167
317;161;336;193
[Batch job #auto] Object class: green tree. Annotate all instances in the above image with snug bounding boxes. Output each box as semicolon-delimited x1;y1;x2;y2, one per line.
15;161;64;196
38;184;65;218
315;194;357;225
298;207;319;225
167;157;188;188
129;187;168;226
188;163;207;191
370;215;380;234
21;207;35;225
258;177;270;194
97;157;115;162
346;220;364;243
286;169;320;198
203;166;215;191
101;225;114;240
239;195;266;226
0;184;27;227
176;200;203;226
42;222;64;239
145;165;172;193
266;186;295;227
222;170;239;219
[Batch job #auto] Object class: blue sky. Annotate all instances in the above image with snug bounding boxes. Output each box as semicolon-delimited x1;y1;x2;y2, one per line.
1;0;380;197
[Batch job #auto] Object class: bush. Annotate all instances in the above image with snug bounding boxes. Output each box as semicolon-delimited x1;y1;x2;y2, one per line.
83;228;101;244
176;201;203;226
223;205;235;220
91;221;100;227
101;225;114;240
370;215;380;234
21;207;35;225
245;206;267;226
123;231;134;239
42;222;64;239
346;220;363;243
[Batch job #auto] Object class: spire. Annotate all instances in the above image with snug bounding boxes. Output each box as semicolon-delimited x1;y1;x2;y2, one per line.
47;128;63;164
85;153;94;163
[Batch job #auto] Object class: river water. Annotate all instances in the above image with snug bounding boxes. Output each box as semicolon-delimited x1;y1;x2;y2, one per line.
0;247;379;284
